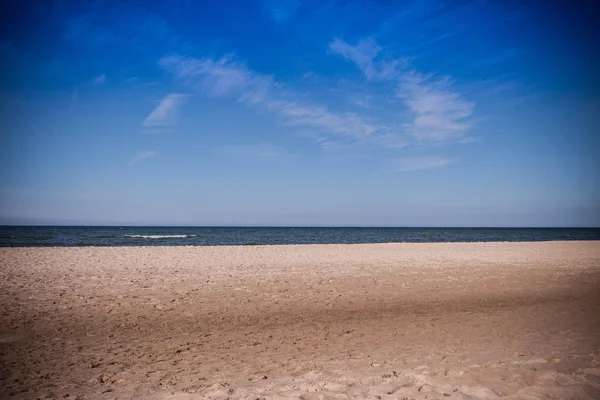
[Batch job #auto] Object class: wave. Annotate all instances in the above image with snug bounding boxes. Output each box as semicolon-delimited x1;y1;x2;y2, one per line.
124;234;197;239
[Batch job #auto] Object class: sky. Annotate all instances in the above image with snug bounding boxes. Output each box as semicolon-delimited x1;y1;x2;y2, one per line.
0;0;599;227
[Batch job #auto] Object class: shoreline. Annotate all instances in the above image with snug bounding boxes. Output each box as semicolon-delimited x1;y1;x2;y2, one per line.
2;241;600;399
3;238;600;248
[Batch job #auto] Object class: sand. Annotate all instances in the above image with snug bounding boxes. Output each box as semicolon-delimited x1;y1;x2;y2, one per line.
1;241;600;400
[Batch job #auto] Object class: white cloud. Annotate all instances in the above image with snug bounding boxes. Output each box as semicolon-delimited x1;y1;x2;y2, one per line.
270;100;379;139
392;156;455;172
329;37;403;81
353;94;372;109
330;38;474;142
160;55;382;142
301;71;318;81
397;71;474;141
160;56;271;98
92;74;106;85
130;150;155;165
143;93;187;130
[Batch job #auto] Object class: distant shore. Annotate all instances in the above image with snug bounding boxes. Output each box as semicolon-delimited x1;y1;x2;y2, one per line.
2;241;600;399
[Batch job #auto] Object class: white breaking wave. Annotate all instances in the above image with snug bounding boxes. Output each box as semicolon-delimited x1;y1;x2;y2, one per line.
125;235;196;239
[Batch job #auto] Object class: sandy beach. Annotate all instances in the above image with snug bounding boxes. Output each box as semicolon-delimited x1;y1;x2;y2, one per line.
1;241;600;399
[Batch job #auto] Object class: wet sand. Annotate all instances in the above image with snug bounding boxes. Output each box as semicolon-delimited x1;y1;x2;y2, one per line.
1;241;600;399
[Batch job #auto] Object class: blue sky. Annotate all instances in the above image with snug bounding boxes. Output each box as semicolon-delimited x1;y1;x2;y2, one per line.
1;0;598;226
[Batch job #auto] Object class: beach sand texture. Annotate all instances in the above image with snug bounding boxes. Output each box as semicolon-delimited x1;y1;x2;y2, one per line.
1;241;600;399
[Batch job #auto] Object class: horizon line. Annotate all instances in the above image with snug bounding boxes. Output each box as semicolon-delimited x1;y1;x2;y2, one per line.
2;225;599;229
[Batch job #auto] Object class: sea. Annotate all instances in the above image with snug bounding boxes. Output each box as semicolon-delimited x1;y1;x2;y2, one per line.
1;226;599;247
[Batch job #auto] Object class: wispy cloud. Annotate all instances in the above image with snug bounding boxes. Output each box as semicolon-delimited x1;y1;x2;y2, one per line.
160;42;473;151
160;55;383;144
143;93;187;131
353;93;373;109
391;156;455;172
397;71;474;141
130;150;155;165
272;100;379;139
464;77;539;109
301;71;319;81
161;56;270;98
331;38;474;142
329;37;403;81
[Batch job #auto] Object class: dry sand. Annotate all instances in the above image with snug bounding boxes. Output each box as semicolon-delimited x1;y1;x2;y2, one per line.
1;241;600;400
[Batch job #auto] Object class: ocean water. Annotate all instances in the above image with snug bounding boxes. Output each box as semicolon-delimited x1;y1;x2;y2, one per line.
1;226;599;247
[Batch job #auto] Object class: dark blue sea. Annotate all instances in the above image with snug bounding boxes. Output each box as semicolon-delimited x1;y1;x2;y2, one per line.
0;226;599;247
